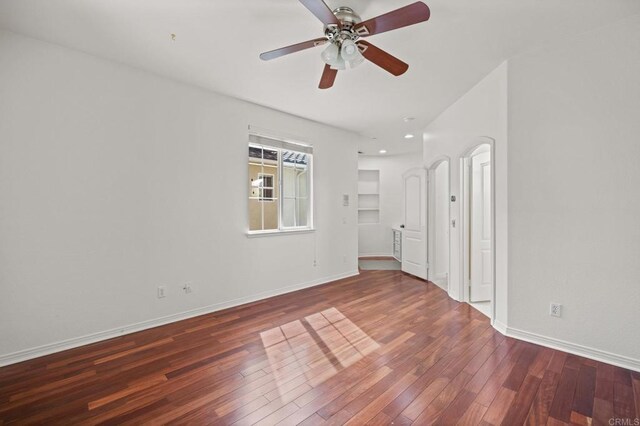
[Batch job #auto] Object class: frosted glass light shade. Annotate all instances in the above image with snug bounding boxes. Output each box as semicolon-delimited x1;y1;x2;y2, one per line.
330;54;346;70
341;39;359;61
321;43;339;65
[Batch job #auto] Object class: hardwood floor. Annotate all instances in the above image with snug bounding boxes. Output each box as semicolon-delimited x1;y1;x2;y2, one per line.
0;271;638;425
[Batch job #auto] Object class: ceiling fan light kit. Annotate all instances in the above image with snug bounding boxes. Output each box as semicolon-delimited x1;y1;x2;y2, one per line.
321;42;339;64
259;0;431;89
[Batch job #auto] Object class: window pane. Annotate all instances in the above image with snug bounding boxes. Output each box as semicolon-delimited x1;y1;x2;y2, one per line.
282;199;295;227
297;170;308;197
282;167;295;197
248;146;279;231
296;198;308;227
282;150;310;229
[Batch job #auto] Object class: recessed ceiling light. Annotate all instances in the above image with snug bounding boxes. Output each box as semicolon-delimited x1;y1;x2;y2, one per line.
379;150;387;154
404;134;415;139
403;117;415;122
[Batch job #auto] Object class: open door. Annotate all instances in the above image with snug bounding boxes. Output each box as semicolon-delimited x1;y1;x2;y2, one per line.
402;168;428;279
470;150;492;301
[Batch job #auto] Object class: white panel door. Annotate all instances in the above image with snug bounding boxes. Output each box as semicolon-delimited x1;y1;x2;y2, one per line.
470;151;492;302
402;168;428;279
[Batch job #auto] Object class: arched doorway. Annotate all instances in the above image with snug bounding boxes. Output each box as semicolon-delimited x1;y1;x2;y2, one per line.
460;141;495;318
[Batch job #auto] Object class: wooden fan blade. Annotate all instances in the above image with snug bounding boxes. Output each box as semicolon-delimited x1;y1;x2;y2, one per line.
260;38;328;61
299;0;340;26
357;41;409;76
354;2;430;37
319;64;337;89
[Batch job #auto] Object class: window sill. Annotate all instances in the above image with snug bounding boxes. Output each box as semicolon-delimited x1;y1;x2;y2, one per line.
246;228;316;238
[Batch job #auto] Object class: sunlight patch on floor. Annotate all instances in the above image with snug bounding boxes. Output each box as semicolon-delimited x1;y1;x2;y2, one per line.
259;307;379;402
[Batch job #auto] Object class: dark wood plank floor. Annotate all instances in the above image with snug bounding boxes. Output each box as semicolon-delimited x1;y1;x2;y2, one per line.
0;271;638;425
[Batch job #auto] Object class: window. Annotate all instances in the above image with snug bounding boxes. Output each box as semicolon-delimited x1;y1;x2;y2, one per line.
256;173;275;201
248;134;313;234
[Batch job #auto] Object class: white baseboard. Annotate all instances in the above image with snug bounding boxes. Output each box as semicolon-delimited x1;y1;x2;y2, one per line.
358;253;394;258
431;278;448;292
0;270;360;367
491;322;640;373
492;320;508;335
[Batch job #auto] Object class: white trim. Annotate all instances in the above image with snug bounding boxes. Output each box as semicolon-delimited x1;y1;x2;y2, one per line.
458;137;496;323
246;228;315;238
492;320;508;335
0;270;359;367
427;158;451;293
491;322;640;373
358;253;395;258
431;278;448;291
401;166;428;179
248;125;311;148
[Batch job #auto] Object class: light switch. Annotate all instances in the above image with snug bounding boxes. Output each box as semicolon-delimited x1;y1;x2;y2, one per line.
343;194;349;206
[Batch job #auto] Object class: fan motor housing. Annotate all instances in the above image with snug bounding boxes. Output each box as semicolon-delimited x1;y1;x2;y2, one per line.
324;7;361;41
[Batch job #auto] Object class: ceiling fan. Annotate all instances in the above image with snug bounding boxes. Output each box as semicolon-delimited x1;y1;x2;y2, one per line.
259;0;431;89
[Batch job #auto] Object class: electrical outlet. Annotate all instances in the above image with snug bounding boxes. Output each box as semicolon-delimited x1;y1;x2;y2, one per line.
157;286;166;299
550;303;562;317
183;283;193;294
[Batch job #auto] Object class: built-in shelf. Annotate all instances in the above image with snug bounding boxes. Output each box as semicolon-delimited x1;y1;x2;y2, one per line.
358;170;380;225
358;210;380;224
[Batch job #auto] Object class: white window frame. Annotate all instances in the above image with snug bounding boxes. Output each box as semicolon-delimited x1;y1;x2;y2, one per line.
257;172;276;201
247;134;314;236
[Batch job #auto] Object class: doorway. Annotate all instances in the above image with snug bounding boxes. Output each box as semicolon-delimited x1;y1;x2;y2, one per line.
461;143;494;318
357;257;401;270
428;159;450;291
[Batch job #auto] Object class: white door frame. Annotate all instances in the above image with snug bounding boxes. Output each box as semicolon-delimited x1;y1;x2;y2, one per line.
458;137;496;322
427;156;451;292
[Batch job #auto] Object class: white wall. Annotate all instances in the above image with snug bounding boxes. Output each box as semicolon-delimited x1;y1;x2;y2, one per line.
507;16;640;363
423;62;508;325
0;31;360;364
357;154;423;256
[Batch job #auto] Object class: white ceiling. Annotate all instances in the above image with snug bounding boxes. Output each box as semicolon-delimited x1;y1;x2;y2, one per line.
1;0;639;155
